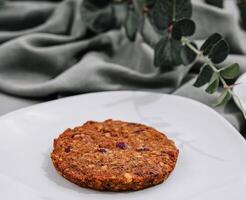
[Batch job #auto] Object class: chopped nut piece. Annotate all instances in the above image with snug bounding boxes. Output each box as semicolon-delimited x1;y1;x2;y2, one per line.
136;146;150;152
124;173;133;182
101;165;107;170
96;125;103;131
105;132;111;137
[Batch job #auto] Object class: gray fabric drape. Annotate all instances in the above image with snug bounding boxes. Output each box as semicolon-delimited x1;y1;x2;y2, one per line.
0;0;245;135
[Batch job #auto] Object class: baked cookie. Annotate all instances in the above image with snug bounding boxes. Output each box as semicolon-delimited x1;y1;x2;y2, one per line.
51;119;179;191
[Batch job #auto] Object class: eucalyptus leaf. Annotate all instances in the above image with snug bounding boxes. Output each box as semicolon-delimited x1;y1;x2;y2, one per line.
213;89;231;107
125;5;139;41
114;3;128;25
200;33;222;55
180;42;197;65
154;37;182;67
141;16;161;47
205;73;219;94
209;39;229;64
173;18;195;39
150;0;192;30
220;63;240;79
150;0;170;30
193;64;213;87
132;0;146;16
174;0;192;21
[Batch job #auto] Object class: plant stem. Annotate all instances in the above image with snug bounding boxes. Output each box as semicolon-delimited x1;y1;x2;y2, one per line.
173;0;176;21
181;37;246;120
184;40;201;55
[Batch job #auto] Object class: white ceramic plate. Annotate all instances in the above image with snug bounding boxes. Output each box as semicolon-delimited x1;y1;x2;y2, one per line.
0;91;246;200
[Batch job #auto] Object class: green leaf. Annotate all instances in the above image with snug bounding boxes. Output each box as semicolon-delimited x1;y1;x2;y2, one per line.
220;63;240;79
125;5;139;41
150;0;171;30
205;0;224;8
205;73;219;94
193;65;213;87
174;0;192;22
154;37;182;67
209;40;229;64
114;3;128;25
213;89;231;107
180;42;197;65
173;18;195;39
200;33;222;55
132;0;146;16
141;17;161;47
150;0;192;30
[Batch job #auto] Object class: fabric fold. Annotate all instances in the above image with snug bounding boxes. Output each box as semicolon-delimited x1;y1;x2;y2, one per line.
0;0;245;132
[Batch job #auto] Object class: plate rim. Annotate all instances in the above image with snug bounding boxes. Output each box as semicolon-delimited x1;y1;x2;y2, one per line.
0;90;244;145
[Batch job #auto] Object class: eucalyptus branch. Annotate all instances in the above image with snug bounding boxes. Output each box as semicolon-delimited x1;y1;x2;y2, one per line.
81;0;246;120
182;37;219;73
182;37;246;119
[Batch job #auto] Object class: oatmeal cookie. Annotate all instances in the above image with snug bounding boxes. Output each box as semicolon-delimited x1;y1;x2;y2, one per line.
51;119;179;191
